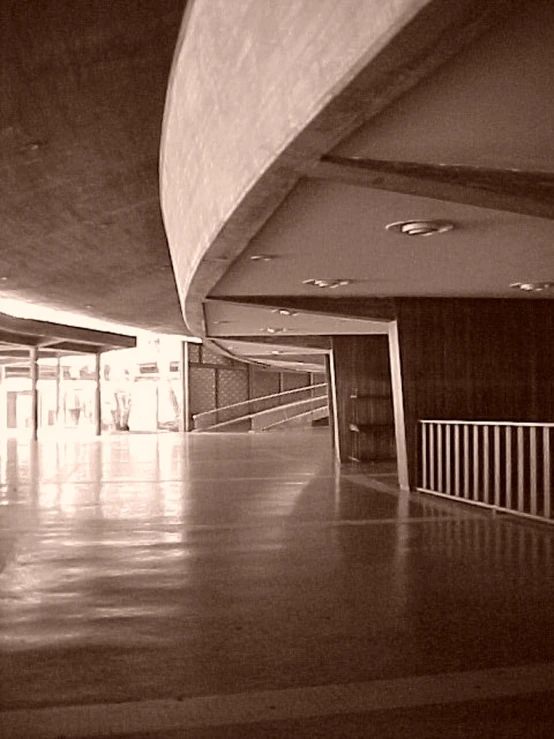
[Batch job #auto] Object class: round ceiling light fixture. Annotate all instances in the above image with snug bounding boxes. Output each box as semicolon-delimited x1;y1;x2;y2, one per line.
303;278;352;289
272;308;298;316
386;220;454;237
510;281;554;292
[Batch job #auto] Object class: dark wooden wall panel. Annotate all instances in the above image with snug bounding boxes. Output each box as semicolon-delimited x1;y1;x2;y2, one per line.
397;299;554;487
331;335;395;462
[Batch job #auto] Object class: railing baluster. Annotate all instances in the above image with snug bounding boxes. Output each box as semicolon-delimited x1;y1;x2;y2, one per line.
473;425;480;501
494;425;501;508
530;426;537;516
505;426;512;510
422;423;428;489
517;426;525;512
454;424;460;496
483;425;490;504
445;424;451;495
544;427;551;519
437;423;443;493
463;424;470;499
430;423;435;491
417;420;552;524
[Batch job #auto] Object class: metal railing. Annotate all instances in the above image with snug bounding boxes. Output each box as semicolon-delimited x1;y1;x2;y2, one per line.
418;420;553;524
193;383;328;431
249;395;329;431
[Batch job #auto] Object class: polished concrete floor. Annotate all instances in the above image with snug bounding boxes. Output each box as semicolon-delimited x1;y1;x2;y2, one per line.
1;429;554;737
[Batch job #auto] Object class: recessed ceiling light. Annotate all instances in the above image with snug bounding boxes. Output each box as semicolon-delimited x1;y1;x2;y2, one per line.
272;308;298;316
303;279;352;289
23;141;44;152
262;327;287;334
250;255;275;262
270;350;283;355
386;220;454;236
510;281;554;292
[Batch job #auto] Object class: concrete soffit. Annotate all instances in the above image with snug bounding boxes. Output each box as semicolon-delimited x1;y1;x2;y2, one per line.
160;0;524;339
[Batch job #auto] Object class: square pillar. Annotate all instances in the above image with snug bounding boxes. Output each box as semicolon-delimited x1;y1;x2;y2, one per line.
29;346;38;441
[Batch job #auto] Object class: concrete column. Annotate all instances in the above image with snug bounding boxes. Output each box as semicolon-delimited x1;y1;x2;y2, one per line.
55;356;61;426
325;352;340;461
180;340;191;432
30;346;39;441
94;352;102;436
388;322;409;492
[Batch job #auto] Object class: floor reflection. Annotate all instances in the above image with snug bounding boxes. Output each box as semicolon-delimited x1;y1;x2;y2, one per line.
1;429;554;712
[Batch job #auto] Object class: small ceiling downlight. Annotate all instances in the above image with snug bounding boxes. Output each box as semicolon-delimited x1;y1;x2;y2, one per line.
302;279;352;289
510;281;554;292
386;220;454;236
272;308;298;316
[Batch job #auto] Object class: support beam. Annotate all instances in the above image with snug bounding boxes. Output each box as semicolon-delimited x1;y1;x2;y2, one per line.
29;346;38;441
388;321;409;492
326;352;341;462
94;353;102;436
306;156;554;220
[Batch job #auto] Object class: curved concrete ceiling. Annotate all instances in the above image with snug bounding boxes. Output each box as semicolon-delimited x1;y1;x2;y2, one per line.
161;0;554;374
3;0;188;334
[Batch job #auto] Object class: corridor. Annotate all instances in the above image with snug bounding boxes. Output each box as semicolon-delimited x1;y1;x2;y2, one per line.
1;429;554;737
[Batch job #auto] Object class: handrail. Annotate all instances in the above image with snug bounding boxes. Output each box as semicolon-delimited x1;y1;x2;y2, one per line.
193;382;327;419
418;420;553;525
193;383;327;430
256;404;329;431
201;395;329;432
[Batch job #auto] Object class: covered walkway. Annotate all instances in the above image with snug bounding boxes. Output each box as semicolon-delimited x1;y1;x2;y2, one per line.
1;429;554;736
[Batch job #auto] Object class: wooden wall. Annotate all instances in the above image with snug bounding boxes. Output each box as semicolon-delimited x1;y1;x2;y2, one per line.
396;299;554;487
331;335;395;462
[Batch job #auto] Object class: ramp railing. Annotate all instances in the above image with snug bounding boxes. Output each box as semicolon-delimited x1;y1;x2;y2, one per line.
193;383;328;431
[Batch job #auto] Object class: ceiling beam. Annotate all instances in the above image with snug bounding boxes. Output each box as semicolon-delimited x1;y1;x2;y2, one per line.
46;341;101;355
0;329;41;347
246;354;327;363
215;336;333;350
207;296;396;321
0;311;136;349
305;155;554;219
